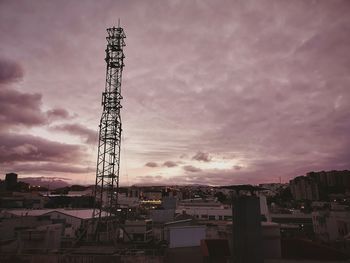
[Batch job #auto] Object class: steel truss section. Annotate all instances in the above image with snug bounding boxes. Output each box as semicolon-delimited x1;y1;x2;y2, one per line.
93;26;126;224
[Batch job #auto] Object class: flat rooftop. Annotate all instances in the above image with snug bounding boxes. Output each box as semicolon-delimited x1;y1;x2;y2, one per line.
2;209;108;219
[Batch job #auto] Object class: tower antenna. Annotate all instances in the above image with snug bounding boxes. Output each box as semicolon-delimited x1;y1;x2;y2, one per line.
92;25;126;239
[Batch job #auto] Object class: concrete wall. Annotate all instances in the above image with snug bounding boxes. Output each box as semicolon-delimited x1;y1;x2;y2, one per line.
166;226;206;248
150;209;174;223
44;211;82;237
262;222;281;259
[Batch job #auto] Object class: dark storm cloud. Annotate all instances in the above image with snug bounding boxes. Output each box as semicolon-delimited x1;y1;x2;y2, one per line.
52;123;97;144
163;161;178;167
0;58;76;131
0;87;47;129
192;151;211;162
145;162;159;168
0;133;86;164
0;57;90;177
0;58;46;129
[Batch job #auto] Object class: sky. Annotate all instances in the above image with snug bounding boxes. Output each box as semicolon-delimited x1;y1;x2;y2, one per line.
0;0;350;186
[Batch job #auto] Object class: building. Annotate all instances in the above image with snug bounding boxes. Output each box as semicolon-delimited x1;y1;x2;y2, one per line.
271;213;314;238
290;176;320;200
176;196;270;222
5;173;18;190
259;183;287;197
232;196;263;262
0;213;52;241
128;186;140;198
290;170;350;201
261;222;282;259
150;209;175;223
142;190;162;200
222;221;282;260
165;225;206;248
309;170;350;188
17;224;63;253
0;192;45;209
162;196;177;209
201;239;231;263
176;198;232;221
0;222;63;254
123;219;153;243
152;218;193;242
312;210;350;242
118;193;140;207
2;209;107;238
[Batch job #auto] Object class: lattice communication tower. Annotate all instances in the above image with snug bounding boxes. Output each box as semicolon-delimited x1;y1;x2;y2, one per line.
93;26;126;223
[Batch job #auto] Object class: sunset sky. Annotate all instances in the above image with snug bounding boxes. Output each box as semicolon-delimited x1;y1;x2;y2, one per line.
1;0;349;186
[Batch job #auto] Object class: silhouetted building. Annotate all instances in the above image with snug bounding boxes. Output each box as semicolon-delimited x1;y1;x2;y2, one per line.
290;175;320;200
290;170;350;201
271;213;314;238
5;172;18;191
309;170;350;188
232;196;263;263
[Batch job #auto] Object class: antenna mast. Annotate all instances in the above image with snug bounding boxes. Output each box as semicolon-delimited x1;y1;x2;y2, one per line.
93;26;126;226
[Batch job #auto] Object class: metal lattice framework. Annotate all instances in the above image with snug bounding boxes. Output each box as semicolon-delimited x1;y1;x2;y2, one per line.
93;26;126;222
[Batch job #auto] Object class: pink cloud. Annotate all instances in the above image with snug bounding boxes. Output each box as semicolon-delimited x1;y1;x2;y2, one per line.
0;133;86;164
145;162;159;168
0;1;350;184
46;108;71;120
163;161;178;167
0;58;23;84
192;151;211;162
52;123;97;144
183;165;202;173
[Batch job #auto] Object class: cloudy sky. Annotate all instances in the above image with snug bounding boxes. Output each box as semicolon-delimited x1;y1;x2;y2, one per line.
1;0;349;186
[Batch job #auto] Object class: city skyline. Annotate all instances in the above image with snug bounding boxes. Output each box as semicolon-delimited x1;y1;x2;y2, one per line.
1;0;350;186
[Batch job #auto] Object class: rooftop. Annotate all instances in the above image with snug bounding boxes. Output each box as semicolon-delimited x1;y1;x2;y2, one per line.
1;209;108;219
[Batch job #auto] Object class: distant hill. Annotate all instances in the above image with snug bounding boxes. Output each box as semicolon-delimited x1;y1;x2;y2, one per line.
53;184;91;194
19;176;70;189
